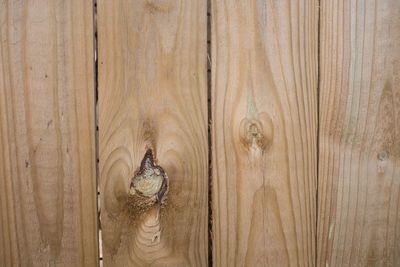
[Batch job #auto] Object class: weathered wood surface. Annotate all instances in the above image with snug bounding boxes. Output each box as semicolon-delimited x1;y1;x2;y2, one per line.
97;0;208;266
317;0;400;266
0;0;98;266
211;0;318;266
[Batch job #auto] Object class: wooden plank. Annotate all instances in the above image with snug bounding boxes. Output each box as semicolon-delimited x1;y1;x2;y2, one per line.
0;0;98;266
318;0;400;266
211;0;318;266
97;1;208;266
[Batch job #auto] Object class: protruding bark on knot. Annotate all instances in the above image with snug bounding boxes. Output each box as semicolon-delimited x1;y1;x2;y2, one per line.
141;149;156;171
128;149;169;215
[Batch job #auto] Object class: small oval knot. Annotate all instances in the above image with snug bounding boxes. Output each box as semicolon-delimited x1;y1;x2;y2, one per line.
377;150;389;161
240;113;274;151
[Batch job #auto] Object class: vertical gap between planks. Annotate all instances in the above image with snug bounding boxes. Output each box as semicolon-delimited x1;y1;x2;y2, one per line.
207;0;213;266
315;0;321;266
92;0;102;266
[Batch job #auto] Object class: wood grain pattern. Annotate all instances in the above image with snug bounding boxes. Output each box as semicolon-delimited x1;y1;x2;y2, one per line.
97;0;208;266
318;1;400;266
211;0;318;266
0;0;98;266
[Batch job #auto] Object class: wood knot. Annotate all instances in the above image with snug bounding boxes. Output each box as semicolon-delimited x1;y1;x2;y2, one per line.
128;149;169;214
240;113;273;150
377;150;390;174
377;150;389;161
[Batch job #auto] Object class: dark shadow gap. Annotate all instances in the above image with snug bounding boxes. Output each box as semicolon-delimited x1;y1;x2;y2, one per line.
207;0;213;266
92;0;101;266
316;0;321;266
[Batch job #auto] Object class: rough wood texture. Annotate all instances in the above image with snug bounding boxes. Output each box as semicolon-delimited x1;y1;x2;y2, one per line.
211;0;318;266
0;1;98;266
97;0;208;266
318;1;400;266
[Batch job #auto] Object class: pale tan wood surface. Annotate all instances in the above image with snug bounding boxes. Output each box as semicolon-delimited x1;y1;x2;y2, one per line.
0;0;98;266
97;0;208;266
211;0;318;266
317;1;400;266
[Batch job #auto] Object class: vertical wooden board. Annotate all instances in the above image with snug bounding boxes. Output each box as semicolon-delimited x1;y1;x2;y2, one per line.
0;1;97;266
318;0;400;266
97;1;208;266
211;0;318;266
